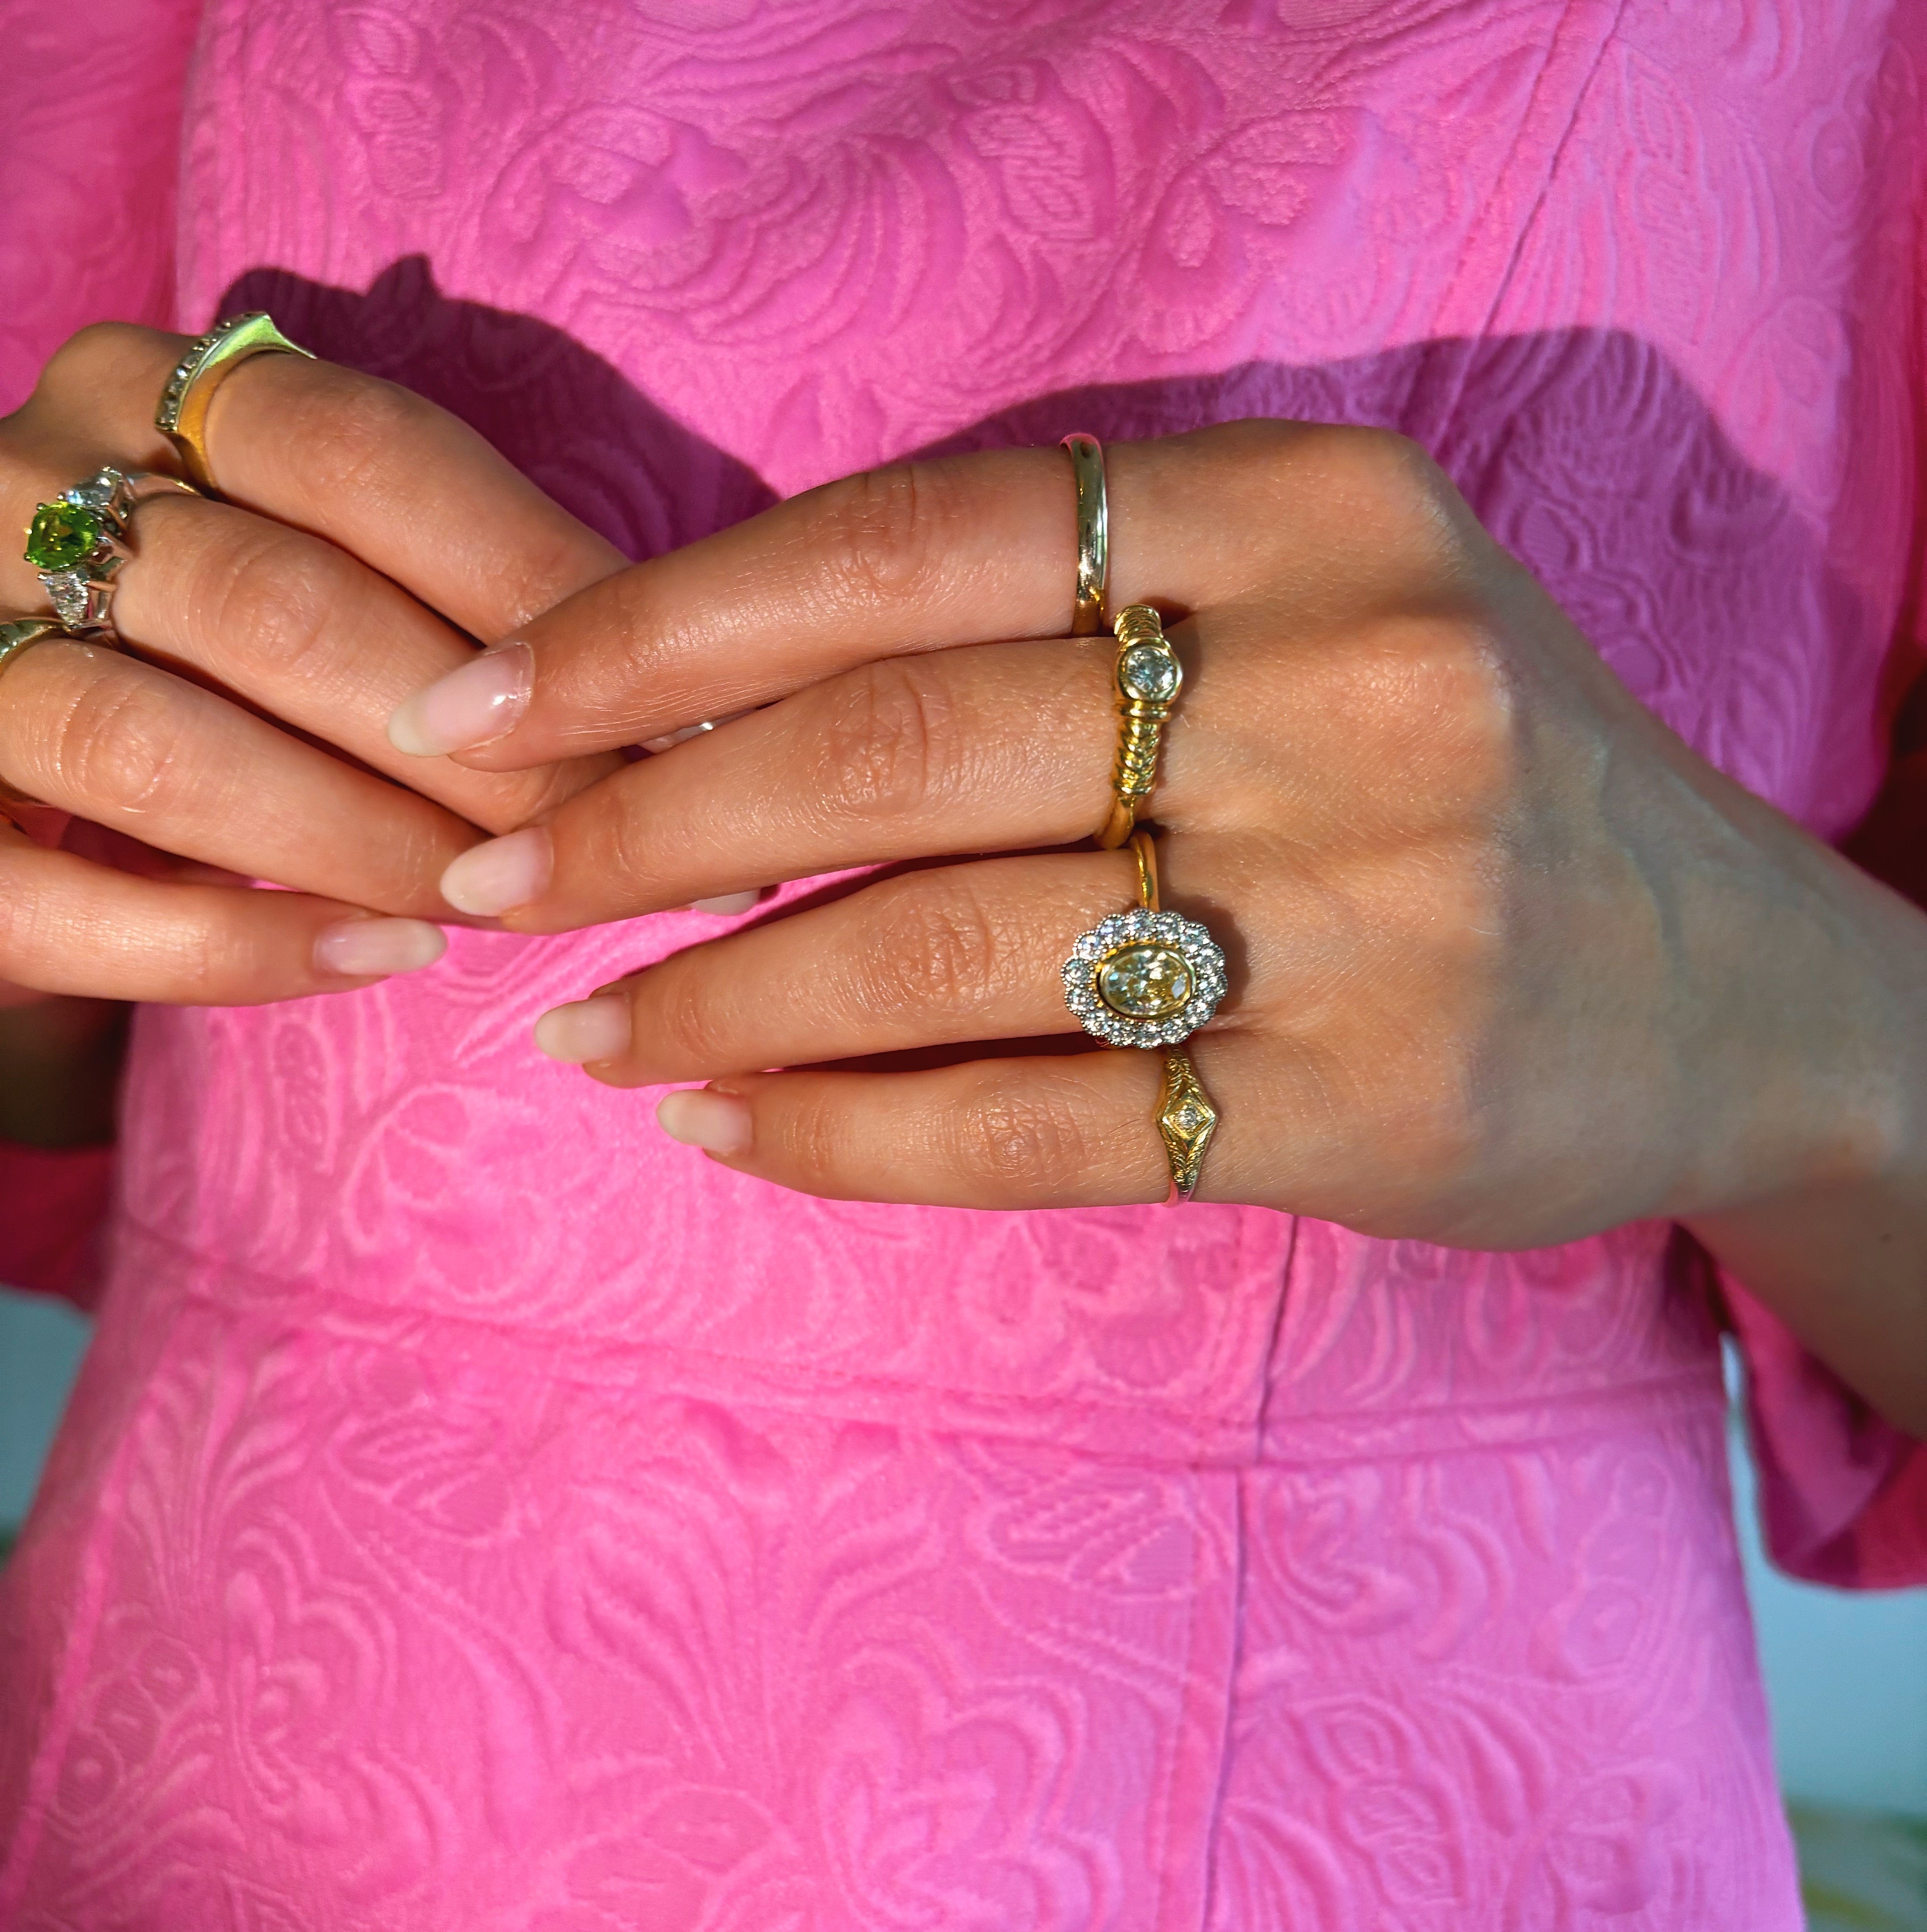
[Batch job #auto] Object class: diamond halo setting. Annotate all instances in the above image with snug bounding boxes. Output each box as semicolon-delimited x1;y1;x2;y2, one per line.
1060;906;1227;1047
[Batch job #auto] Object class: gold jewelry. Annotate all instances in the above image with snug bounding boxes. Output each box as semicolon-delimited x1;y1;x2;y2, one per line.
1061;432;1108;636
156;312;316;494
1060;829;1223;1199
1156;1049;1219;1202
1061;829;1225;1049
0;619;71;817
1095;603;1182;848
23;468;202;640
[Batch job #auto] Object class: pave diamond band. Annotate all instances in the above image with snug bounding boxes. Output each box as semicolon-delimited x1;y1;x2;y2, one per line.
23;468;202;639
157;311;316;494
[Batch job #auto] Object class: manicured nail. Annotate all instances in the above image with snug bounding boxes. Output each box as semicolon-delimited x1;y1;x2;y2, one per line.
691;890;761;916
439;825;551;916
533;992;631;1065
656;1087;753;1154
388;643;532;756
314;917;448;978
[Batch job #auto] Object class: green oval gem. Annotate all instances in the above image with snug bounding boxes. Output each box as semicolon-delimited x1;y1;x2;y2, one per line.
24;500;101;572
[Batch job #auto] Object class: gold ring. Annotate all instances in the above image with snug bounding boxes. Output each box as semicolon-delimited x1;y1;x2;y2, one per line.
1156;1048;1219;1203
1059;829;1223;1201
23;468;202;640
156;312;316;495
1061;432;1108;636
1095;603;1182;848
0;618;72;818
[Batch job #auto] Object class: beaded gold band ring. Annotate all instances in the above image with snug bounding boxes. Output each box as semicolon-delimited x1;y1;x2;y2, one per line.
157;311;316;495
0;618;72;816
1095;602;1182;849
1061;432;1109;636
22;468;203;640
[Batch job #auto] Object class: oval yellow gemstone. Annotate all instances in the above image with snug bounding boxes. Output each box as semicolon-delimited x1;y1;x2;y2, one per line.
1097;942;1192;1018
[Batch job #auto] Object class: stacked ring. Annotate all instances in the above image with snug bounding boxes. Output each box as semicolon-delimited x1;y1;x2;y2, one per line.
1096;602;1183;849
157;311;316;495
23;468;202;640
1060;432;1109;636
1058;829;1224;1202
1052;432;1223;1201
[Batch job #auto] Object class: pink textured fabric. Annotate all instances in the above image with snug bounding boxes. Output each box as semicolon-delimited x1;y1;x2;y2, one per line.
3;2;1926;1924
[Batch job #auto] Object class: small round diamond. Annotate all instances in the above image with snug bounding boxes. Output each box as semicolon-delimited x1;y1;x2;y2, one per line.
1118;642;1179;702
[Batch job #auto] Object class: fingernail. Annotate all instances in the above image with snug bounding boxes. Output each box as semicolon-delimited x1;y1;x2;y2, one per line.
656;1087;753;1154
314;917;448;978
388;643;533;756
533;992;631;1065
440;825;551;916
691;890;762;916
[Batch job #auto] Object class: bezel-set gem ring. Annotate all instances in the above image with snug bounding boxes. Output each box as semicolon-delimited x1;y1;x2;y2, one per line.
1061;905;1227;1047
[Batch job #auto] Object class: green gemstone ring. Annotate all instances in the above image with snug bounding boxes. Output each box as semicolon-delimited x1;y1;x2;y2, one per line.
22;467;201;638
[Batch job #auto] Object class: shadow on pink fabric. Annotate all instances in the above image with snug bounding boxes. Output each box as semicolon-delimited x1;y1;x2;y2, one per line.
2;1;1926;1924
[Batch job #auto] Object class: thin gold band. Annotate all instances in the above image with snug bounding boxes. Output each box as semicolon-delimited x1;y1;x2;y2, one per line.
1061;433;1108;636
1126;829;1219;1202
157;312;316;495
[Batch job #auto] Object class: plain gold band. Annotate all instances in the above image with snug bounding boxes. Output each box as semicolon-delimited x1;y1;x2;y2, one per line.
1061;432;1108;636
157;313;316;495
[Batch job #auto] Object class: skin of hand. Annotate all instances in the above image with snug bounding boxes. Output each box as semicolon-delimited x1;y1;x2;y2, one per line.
390;421;1927;1434
0;322;628;1137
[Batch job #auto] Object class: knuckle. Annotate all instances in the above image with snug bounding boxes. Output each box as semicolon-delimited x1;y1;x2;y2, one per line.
276;365;437;498
949;1076;1097;1197
808;658;960;820
779;1082;857;1181
805;461;954;610
859;876;1006;1018
41;320;158;391
47;662;198;816
650;961;735;1070
198;518;351;681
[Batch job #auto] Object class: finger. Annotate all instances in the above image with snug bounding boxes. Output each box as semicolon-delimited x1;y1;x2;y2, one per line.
1;461;616;839
532;850;1167;1082
389;418;1363;767
13;322;626;639
0;638;481;917
437;636;1122;924
648;1053;1192;1210
0;817;446;1004
101;492;611;834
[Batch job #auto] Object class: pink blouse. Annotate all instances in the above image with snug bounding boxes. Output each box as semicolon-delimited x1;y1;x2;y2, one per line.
3;3;1924;1925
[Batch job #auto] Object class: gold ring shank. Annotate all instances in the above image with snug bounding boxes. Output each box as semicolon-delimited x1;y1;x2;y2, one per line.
1061;432;1108;636
1157;1049;1219;1202
157;312;317;495
1096;603;1181;848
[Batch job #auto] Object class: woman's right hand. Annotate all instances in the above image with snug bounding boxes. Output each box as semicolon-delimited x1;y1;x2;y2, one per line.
0;320;627;1008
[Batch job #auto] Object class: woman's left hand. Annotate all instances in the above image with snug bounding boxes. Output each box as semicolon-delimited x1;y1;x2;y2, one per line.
389;423;1927;1423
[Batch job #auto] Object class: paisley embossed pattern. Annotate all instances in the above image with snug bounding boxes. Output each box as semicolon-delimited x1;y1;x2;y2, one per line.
2;1;1925;1923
